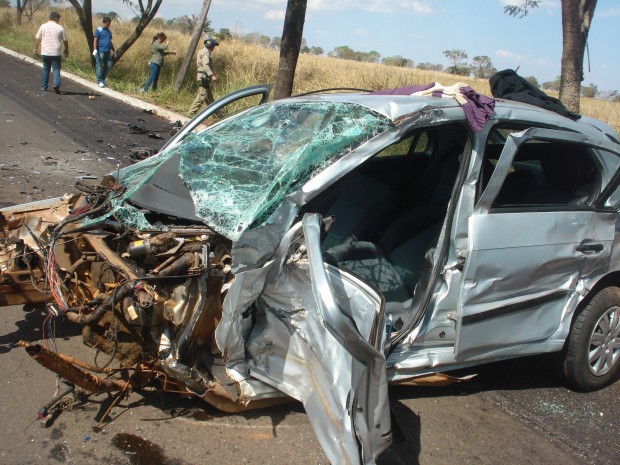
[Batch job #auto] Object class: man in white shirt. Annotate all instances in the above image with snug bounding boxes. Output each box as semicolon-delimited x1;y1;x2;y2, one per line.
34;11;69;94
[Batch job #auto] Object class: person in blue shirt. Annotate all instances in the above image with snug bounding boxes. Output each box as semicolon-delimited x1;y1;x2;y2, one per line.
93;17;115;88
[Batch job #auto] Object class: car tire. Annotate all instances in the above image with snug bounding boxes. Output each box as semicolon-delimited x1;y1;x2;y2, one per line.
561;286;620;391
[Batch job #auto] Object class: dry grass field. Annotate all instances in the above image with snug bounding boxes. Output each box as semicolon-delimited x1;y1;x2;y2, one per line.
1;6;618;133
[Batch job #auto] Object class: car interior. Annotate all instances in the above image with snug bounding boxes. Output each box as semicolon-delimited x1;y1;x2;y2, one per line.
301;123;469;323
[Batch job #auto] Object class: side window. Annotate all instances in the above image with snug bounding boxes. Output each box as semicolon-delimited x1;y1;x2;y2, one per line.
412;131;430;154
492;141;599;208
376;131;431;158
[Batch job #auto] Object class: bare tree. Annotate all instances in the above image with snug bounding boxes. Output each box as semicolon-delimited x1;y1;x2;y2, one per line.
505;0;598;113
273;0;307;100
173;0;212;92
15;0;48;25
66;0;162;67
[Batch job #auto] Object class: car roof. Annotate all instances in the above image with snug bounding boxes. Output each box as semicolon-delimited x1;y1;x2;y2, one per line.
287;92;619;142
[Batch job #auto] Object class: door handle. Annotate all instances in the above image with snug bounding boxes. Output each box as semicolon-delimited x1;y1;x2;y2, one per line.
576;240;604;253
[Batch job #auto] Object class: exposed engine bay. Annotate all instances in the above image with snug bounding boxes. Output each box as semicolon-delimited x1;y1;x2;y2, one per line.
0;178;283;415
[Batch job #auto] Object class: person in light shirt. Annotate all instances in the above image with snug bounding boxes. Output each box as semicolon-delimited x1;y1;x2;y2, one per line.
34;11;69;94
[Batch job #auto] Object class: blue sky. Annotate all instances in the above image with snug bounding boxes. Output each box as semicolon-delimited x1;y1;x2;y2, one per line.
92;0;619;91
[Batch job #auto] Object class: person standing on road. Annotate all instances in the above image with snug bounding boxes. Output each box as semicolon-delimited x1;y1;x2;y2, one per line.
93;16;115;88
140;32;176;93
187;38;219;116
34;11;68;94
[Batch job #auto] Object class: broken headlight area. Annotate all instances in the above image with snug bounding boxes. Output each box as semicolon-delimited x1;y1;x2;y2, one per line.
0;178;272;415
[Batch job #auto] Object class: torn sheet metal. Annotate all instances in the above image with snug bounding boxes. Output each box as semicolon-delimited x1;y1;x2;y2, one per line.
246;215;391;465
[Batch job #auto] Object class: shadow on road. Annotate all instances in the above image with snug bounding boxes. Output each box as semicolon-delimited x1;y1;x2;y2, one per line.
0;304;82;354
376;355;587;465
378;399;422;465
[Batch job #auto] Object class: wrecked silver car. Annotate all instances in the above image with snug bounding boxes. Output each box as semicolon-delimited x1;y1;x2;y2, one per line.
2;83;620;465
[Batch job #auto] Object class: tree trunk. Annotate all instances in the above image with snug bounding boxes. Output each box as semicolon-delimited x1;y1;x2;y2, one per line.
15;0;42;25
114;0;163;64
64;0;161;68
173;0;211;92
559;0;597;114
273;0;307;100
67;0;94;67
16;0;22;26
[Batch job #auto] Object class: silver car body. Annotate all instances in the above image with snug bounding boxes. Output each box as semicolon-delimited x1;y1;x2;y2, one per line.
129;88;620;463
3;85;620;465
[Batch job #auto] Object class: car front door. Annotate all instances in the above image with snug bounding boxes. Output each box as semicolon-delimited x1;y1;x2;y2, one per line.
246;214;392;465
457;128;620;357
122;84;274;221
159;83;273;152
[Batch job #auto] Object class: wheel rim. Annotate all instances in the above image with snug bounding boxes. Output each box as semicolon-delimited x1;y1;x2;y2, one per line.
588;305;620;376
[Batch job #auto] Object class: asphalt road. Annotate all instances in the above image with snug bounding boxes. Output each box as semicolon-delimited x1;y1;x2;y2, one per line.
0;50;176;207
0;49;619;465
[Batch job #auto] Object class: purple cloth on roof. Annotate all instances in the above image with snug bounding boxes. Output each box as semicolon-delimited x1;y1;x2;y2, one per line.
370;83;435;95
459;86;495;132
369;82;495;133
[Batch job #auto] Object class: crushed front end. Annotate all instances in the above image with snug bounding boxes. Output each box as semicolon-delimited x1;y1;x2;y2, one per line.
0;178;281;413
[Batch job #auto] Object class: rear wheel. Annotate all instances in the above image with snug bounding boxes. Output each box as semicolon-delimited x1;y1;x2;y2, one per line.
562;286;620;391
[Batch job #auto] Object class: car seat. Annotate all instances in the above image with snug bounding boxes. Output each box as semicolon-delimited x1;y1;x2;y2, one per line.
308;171;399;250
324;202;447;314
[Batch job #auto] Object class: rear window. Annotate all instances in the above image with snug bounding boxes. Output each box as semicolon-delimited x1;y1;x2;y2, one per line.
491;140;598;208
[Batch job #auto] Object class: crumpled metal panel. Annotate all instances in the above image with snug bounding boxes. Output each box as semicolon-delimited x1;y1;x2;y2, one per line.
231;199;298;271
458;210;616;354
245;215;391;465
215;264;273;372
298;93;459;121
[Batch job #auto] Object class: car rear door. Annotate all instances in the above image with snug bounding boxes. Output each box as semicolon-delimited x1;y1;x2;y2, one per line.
247;214;392;465
457;128;620;356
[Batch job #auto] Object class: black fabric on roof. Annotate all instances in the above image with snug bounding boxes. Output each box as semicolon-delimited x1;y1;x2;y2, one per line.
489;69;580;121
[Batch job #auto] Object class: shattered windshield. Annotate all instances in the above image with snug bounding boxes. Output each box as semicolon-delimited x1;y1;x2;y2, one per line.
114;101;393;240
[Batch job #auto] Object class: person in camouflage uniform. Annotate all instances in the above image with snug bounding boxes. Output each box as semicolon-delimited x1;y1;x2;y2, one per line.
188;38;219;116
